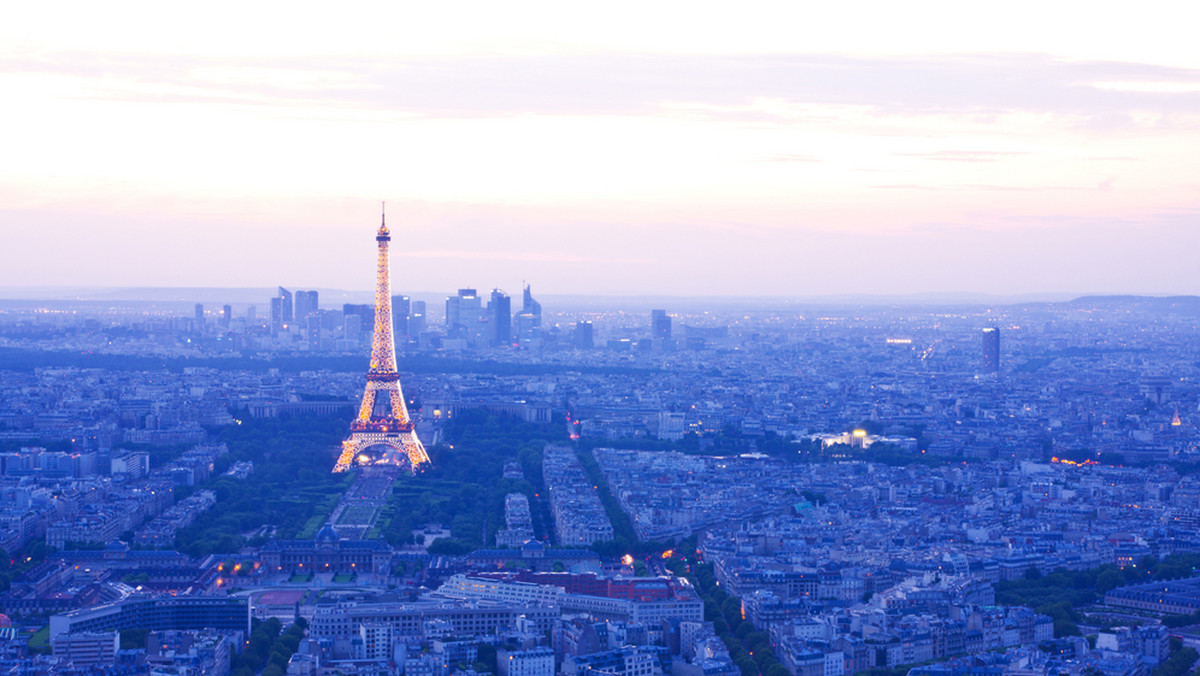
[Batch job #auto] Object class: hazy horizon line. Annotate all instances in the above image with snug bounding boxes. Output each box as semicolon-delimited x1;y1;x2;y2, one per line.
1;285;1198;308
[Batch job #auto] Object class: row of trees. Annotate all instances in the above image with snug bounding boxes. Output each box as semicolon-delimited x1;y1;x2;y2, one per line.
675;554;790;676
573;447;638;547
232;617;307;676
1150;646;1198;676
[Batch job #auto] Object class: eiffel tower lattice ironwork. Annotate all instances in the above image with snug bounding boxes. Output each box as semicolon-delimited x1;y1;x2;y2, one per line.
333;209;430;472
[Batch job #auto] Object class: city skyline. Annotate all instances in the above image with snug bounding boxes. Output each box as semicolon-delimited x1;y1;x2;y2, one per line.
4;3;1199;296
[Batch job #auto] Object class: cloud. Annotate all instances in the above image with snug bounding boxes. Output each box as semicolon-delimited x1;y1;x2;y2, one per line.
957;184;1043;192
897;150;1029;162
402;249;652;265
9;50;1200;127
763;154;823;163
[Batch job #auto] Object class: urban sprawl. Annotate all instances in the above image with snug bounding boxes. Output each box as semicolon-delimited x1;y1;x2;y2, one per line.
1;288;1199;676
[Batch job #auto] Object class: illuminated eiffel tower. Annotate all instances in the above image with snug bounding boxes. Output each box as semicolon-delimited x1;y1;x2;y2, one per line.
333;208;430;472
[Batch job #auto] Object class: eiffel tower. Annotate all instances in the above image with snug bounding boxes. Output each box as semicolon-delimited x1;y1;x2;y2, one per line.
333;209;430;472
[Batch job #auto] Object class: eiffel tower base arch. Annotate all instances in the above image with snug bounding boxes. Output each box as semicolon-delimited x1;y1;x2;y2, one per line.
334;430;428;473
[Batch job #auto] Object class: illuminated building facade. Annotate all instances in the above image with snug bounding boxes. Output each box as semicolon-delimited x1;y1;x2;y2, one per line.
333;210;431;472
260;525;391;574
49;596;250;641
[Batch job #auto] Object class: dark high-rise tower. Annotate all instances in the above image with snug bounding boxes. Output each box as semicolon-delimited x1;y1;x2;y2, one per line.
334;209;430;473
306;314;321;351
574;321;594;349
982;327;1000;373
278;287;293;324
651;309;671;339
294;290;319;321
342;303;374;329
490;289;512;347
221;304;232;328
522;284;542;321
392;295;411;341
445;288;480;338
515;284;543;348
410;300;426;338
269;297;283;332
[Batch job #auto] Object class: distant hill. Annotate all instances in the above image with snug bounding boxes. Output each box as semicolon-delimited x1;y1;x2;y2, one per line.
1067;295;1200;313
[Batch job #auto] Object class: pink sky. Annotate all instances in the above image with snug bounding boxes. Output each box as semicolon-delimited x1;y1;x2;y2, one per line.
3;2;1199;297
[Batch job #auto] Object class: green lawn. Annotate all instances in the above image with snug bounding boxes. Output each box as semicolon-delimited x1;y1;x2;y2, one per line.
296;515;328;540
336;504;379;525
28;626;49;653
332;573;357;583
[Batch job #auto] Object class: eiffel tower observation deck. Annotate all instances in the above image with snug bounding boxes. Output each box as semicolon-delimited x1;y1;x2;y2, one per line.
333;208;430;473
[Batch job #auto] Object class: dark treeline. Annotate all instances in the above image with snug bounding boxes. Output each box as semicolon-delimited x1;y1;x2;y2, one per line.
233;617;307;676
0;541;55;595
0;347;656;377
381;409;566;553
998;554;1200;636
172;413;351;557
666;549;789;676
1151;647;1198;676
572;446;675;558
582;430;965;469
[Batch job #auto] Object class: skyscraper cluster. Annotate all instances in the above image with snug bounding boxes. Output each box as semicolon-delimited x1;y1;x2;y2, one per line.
565;309;675;352
442;284;543;349
250;279;556;353
268;287;321;349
